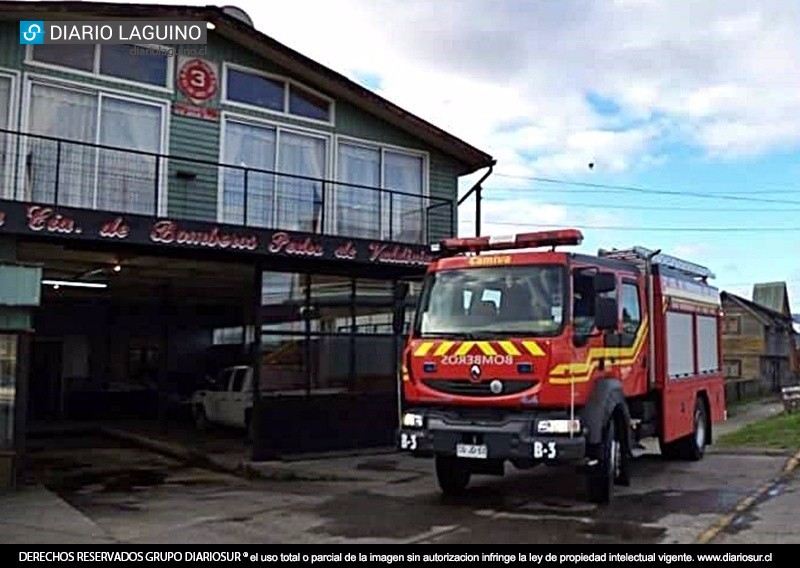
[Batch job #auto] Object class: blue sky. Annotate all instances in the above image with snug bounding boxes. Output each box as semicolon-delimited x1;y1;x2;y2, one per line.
105;0;800;309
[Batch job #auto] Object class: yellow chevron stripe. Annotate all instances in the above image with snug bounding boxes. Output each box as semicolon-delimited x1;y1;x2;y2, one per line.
522;340;545;356
414;342;434;357
549;319;649;383
434;341;455;356
498;341;521;356
454;341;476;356
476;341;497;356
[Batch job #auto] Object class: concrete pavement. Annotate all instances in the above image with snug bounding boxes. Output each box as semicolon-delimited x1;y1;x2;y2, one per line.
0;394;800;544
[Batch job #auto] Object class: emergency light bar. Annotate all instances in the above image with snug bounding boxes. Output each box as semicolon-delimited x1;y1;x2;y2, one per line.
433;229;583;255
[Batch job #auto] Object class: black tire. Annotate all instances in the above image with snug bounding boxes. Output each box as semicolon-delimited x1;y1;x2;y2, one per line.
682;398;708;461
587;418;622;504
435;456;471;495
660;398;708;461
194;405;208;432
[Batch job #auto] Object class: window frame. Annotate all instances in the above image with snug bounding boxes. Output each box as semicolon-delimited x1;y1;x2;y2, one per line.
334;134;430;241
0;68;20;200
222;62;335;126
217;111;333;226
20;73;170;214
723;314;742;335
25;43;174;93
724;359;742;378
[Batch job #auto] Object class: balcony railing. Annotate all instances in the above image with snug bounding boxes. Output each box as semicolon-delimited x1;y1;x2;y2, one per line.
0;129;455;245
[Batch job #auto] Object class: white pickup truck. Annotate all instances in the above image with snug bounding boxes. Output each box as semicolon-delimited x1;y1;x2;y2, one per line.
190;365;253;436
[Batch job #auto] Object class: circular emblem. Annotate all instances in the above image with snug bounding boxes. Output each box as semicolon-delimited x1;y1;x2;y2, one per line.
469;364;482;383
489;380;503;395
178;58;218;102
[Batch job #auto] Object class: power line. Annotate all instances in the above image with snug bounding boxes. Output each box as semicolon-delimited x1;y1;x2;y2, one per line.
481;196;800;213
481;221;800;232
488;173;800;205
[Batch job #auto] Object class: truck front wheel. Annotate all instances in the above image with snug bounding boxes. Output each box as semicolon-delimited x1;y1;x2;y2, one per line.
586;417;624;504
435;456;471;495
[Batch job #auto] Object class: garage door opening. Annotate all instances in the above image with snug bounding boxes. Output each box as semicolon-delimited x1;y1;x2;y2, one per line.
18;241;257;445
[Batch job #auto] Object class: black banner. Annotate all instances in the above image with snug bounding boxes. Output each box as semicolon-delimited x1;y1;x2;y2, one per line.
5;546;781;567
0;200;434;268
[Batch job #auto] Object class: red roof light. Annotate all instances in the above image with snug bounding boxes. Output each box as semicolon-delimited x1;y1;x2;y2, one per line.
437;229;583;254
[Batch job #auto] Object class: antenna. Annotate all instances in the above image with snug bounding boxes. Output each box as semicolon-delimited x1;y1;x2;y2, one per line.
222;6;255;27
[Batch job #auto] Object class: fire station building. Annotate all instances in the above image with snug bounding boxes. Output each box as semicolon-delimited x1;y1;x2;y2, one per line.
0;2;494;483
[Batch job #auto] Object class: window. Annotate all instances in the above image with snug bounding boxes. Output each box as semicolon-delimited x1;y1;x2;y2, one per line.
0;335;18;449
621;281;641;347
212;327;246;345
225;66;332;122
0;73;15;199
417;265;565;336
336;141;426;242
25;82;164;214
99;45;168;87
222;119;326;231
724;359;742;378
227;68;283;112
30;45;170;88
723;315;741;335
32;45;94;72
231;368;248;392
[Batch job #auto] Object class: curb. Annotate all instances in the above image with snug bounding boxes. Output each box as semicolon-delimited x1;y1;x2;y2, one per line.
694;447;800;544
99;427;373;483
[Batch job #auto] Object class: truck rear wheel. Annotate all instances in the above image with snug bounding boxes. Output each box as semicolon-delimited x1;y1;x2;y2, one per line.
660;398;708;461
435;456;471;495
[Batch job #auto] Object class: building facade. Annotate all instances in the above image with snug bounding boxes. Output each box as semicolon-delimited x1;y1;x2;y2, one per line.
0;1;495;474
720;283;797;397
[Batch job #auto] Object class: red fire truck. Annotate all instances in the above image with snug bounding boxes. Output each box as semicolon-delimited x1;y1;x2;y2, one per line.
397;229;726;503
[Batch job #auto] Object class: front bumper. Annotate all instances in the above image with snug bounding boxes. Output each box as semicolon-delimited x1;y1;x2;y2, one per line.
397;408;586;463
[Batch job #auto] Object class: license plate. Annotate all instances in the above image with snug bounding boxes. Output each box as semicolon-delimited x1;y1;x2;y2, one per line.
456;443;488;459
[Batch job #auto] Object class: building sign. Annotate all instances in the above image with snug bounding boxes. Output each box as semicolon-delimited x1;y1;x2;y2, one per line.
172;101;219;122
0;200;433;269
177;56;218;102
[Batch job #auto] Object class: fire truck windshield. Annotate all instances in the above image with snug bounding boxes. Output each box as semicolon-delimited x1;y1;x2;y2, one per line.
415;265;566;337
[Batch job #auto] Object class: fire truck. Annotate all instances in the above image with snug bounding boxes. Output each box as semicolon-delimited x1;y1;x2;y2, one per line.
397;229;726;503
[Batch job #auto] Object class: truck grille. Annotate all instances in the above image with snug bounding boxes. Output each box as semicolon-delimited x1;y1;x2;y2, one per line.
422;379;538;397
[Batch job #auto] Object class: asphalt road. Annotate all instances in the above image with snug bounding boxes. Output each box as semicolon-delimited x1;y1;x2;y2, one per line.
23;433;790;544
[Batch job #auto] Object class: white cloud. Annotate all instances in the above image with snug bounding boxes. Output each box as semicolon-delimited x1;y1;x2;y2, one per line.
205;0;800;174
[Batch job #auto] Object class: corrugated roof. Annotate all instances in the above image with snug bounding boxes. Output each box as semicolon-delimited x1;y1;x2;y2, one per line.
752;282;791;316
0;2;496;175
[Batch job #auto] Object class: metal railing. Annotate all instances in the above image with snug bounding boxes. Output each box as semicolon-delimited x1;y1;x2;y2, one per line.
0;129;455;244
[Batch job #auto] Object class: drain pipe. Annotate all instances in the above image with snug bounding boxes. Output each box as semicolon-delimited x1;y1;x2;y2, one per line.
457;162;496;237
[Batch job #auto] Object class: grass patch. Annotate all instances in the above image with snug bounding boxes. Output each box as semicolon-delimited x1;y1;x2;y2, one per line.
717;411;800;449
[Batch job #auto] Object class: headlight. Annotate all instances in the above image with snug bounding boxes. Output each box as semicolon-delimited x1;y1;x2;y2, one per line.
537;419;581;434
402;412;424;428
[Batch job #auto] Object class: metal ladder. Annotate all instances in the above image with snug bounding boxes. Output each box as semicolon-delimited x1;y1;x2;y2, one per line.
597;246;715;280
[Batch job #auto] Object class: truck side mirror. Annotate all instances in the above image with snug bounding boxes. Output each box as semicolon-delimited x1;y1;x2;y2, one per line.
593;272;617;294
595;297;618;331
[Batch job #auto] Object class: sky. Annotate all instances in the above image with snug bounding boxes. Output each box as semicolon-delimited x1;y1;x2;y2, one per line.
71;0;800;310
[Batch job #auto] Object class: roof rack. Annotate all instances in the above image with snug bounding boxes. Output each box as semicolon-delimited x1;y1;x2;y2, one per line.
597;246;715;280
